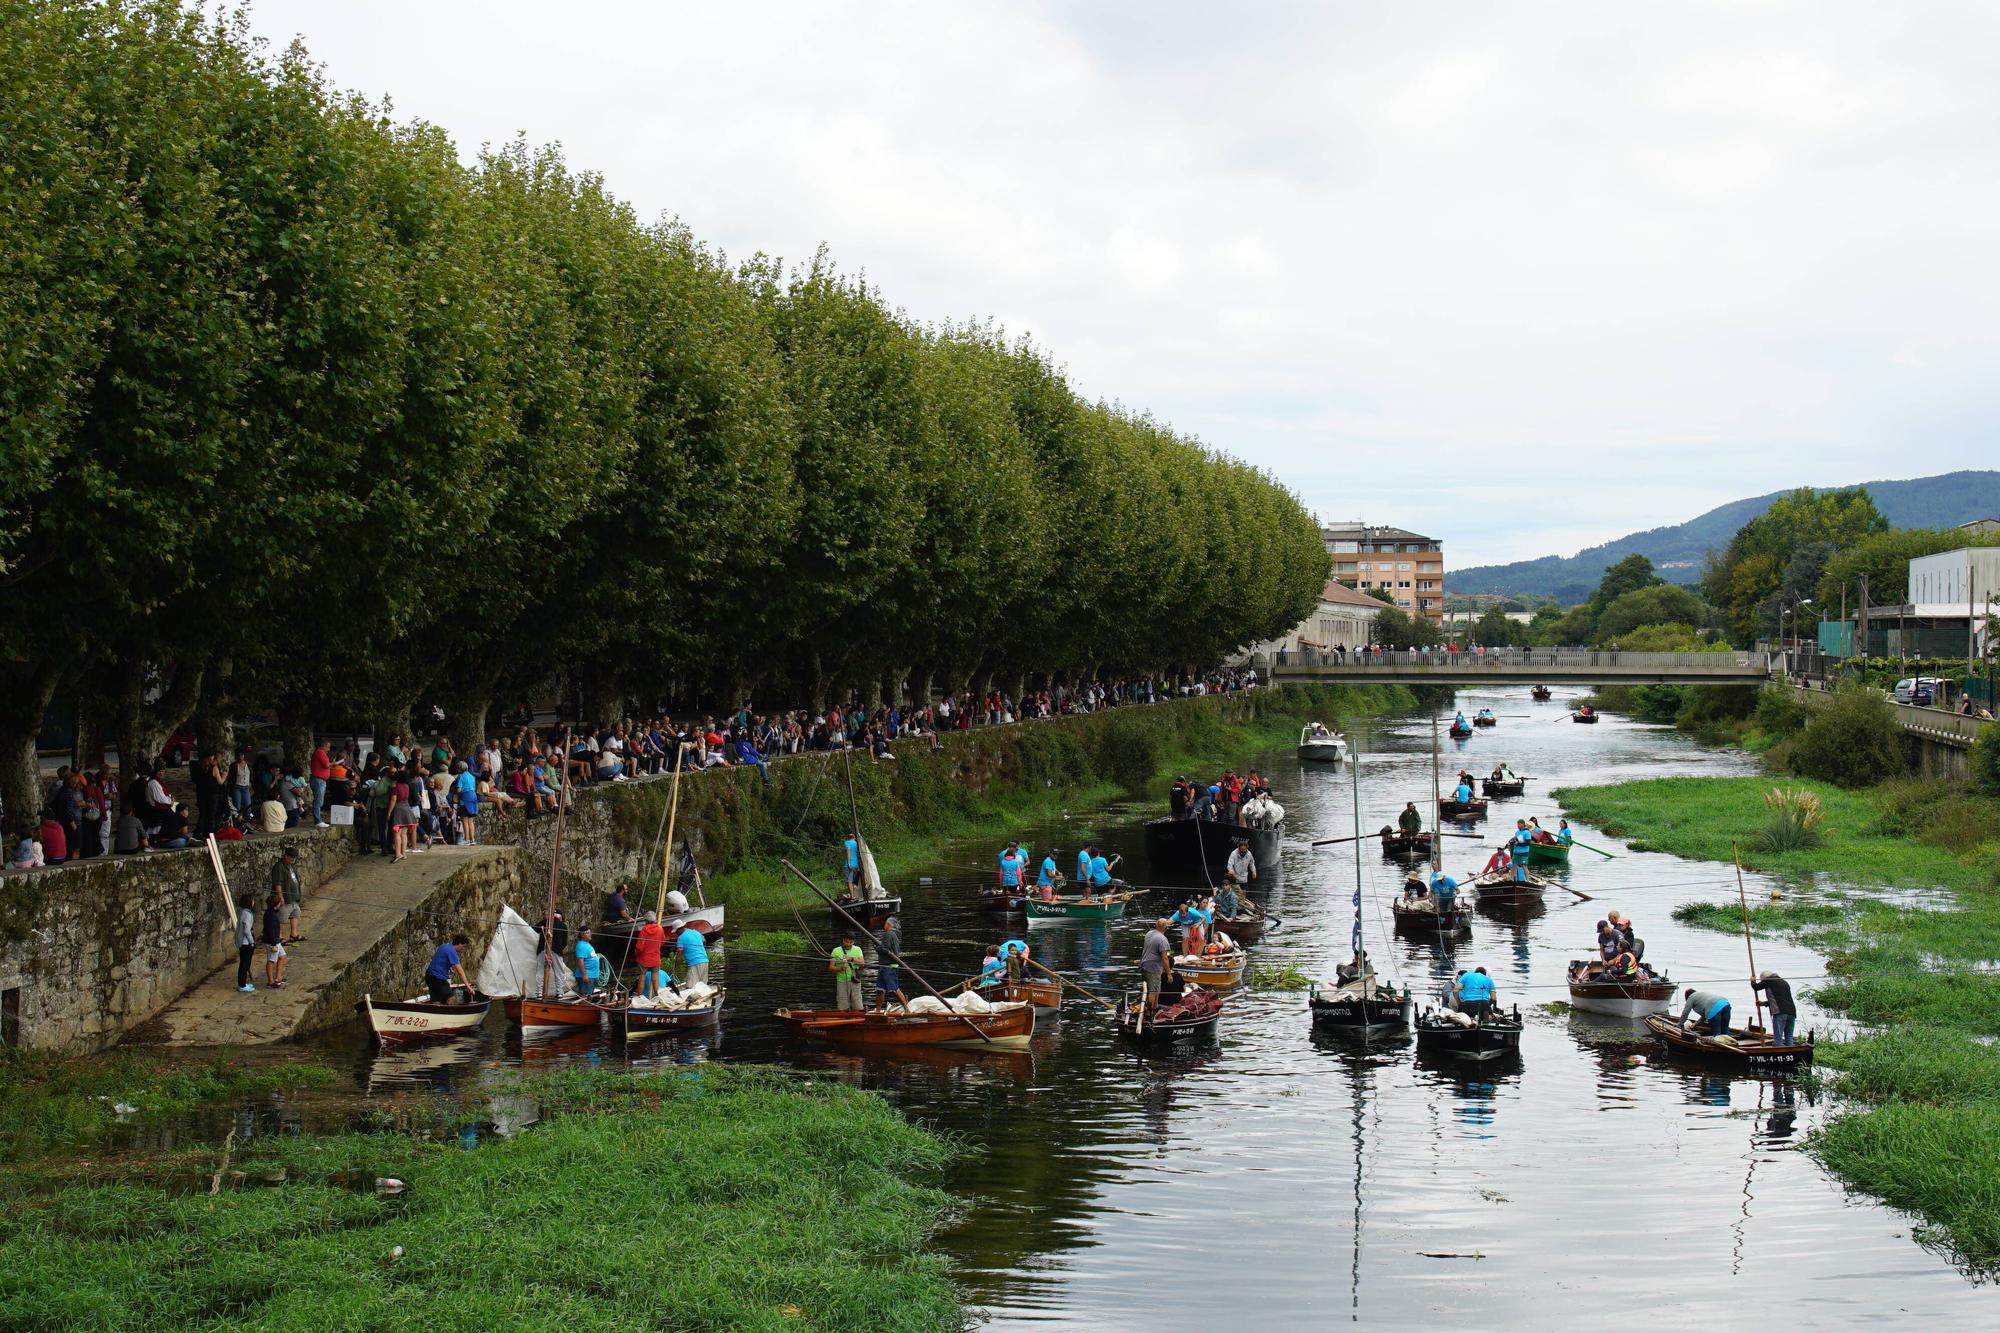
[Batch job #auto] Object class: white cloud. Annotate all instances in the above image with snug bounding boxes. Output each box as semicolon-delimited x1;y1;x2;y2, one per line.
243;0;2000;567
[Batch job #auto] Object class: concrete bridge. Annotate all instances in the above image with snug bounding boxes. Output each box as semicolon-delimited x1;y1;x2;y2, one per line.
1268;648;1773;686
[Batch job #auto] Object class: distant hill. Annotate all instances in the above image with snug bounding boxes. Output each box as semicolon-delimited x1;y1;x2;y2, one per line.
1453;471;2000;603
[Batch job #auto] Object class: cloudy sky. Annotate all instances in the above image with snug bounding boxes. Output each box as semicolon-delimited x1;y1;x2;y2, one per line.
247;0;2000;568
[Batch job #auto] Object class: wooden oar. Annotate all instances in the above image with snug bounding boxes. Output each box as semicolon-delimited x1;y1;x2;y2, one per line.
1312;831;1482;847
781;859;991;1044
1023;955;1119;1014
1567;839;1618;860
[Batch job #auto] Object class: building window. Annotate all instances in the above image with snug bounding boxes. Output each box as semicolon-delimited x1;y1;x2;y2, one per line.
1398;562;1413;571
1332;541;1357;553
1398;581;1411;589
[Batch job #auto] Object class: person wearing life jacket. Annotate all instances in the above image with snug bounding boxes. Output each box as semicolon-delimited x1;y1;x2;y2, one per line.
1604;948;1640;982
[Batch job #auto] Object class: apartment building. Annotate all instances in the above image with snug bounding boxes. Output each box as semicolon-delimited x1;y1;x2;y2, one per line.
1322;522;1445;622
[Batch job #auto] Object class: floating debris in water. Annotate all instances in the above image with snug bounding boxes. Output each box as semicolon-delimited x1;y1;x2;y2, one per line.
1626;1054;1647;1066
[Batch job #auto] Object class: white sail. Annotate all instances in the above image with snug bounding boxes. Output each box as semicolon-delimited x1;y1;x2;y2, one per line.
858;838;885;901
476;904;576;999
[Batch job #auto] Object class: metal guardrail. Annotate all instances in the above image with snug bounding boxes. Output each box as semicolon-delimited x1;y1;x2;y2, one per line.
1789;682;1986;748
1271;648;1769;672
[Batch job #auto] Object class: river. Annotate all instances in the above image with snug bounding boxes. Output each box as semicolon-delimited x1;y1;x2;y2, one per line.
205;687;1991;1324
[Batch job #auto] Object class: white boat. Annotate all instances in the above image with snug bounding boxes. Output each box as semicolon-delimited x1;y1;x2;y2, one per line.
1566;960;1676;1017
1297;723;1349;764
356;993;492;1045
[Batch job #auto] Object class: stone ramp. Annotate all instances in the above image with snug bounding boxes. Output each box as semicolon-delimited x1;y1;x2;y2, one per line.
134;843;511;1046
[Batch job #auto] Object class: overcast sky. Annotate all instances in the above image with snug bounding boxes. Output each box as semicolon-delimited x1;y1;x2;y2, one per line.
245;0;2000;568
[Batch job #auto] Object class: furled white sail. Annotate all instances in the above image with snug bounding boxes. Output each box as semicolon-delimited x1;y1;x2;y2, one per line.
476;904;576;999
858;838;885;901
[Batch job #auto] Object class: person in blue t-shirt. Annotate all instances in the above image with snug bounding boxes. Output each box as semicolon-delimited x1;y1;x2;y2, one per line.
425;933;472;1003
1454;966;1496;1020
1076;844;1094;883
843;837;860;888
453;761;480;846
574;927;602;993
1454;779;1473;804
1087;853;1113;891
1557;819;1574;847
675;920;710;987
1509;820;1535;882
1036;850;1061;889
998;842;1027;888
977;945;1006;988
1430;870;1458;907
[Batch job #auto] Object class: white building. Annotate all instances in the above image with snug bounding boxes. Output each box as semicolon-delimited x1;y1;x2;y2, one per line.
1242;580;1385;661
1907;547;2000;619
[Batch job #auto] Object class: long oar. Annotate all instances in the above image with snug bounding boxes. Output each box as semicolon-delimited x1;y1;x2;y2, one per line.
780;859;991;1044
1312;831;1482;847
1023;955;1119;1015
1567;839;1618;860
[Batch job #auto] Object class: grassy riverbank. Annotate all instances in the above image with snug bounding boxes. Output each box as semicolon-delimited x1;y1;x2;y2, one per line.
697;683;1417;910
0;1065;964;1332
1555;774;2000;1267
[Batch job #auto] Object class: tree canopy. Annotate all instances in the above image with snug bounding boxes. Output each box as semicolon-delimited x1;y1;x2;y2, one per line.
0;0;1329;817
1702;487;1888;642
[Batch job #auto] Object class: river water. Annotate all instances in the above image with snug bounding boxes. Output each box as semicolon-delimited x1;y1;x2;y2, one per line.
207;688;1990;1325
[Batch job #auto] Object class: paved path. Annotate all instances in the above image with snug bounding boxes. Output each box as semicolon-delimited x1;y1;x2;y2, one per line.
137;842;497;1046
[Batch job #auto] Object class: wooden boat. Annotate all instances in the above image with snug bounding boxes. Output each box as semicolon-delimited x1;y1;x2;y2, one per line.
504;994;605;1035
1378;828;1435;859
592;905;726;956
1115;986;1223;1045
1471;868;1550;898
356;993;492;1046
617;989;725;1037
1481;777;1525;798
1571;709;1599;724
1448;723;1474;739
774;1002;1035;1050
830;894;901;929
1297;723;1349;764
1213;899;1269;944
1472;714;1497;728
993;978;1062;1014
1145;816;1281;874
1174;947;1248;989
1309;976;1412;1034
1567;961;1674;1017
1438;796;1489;820
1024;891;1134;922
978;887;1025;914
1531;685;1552;701
1525;839;1570;867
1415;1004;1523;1059
1391;888;1471;933
1644;1014;1813;1073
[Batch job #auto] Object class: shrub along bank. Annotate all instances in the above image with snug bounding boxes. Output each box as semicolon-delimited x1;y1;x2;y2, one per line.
0;1066;963;1332
619;684;1417;909
1554;774;2000;1267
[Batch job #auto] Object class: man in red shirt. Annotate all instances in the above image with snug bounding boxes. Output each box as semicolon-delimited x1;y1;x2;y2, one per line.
633;910;667;997
309;743;332;827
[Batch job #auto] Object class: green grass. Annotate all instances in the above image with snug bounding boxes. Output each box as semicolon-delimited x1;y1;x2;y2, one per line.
0;1066;963;1332
735;929;808;954
0;1051;333;1164
1250;963;1312;992
1559;773;2000;1267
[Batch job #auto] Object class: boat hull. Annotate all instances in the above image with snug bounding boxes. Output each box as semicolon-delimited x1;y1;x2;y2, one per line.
1566;964;1674;1017
994;979;1062;1014
1297;742;1348;764
1645;1015;1814;1072
1025;893;1132;922
1415;1008;1523;1059
504;996;604;1034
1309;986;1412;1034
775;1003;1035;1050
1471;870;1550;897
1115;993;1222;1045
618;993;724;1036
1175;953;1247;988
1144;817;1281;874
1481;779;1525;798
1379;830;1435;860
1472;717;1497;728
1214;913;1266;944
357;995;491;1045
592;906;726;954
1439;799;1488;820
979;890;1025;914
1525;841;1570;866
1531;687;1552;701
1391;896;1471;933
1572;712;1599;724
829;896;902;930
1448;727;1474;740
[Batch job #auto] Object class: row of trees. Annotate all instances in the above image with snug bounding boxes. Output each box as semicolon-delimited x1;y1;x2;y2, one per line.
0;2;1330;822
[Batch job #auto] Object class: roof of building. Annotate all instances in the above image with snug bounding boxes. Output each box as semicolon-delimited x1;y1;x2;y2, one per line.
1322;580;1388;609
1321;522;1440;545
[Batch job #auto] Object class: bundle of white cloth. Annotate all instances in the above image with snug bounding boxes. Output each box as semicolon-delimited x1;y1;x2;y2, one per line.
630;981;719;1011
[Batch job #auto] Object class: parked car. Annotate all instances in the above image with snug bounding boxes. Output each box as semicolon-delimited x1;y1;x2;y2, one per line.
1893;677;1949;707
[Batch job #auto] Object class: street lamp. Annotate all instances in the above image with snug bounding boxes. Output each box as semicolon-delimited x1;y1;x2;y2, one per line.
1779;599;1812;679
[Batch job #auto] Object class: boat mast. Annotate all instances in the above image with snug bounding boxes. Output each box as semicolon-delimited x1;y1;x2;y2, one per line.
841;745;871;900
542;727;572;999
1350;741;1366;972
1732;843;1766;1031
1430;714;1442;872
653;741;686;921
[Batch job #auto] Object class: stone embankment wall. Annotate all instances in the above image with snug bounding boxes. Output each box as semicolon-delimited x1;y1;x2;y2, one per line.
0;830;351;1050
2;685;1365;1050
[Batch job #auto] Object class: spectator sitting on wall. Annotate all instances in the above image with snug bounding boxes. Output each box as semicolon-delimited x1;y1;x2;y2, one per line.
154;802;192;850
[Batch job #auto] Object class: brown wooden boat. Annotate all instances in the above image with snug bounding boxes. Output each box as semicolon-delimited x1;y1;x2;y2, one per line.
1390;889;1471;934
993;978;1062;1013
504;995;604;1034
773;1002;1035;1050
618;989;725;1036
1644;1014;1813;1073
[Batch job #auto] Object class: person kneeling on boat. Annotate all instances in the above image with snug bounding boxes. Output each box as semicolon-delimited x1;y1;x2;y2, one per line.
1335;949;1372;984
1454;967;1495;1021
425;934;473;1003
1603;947;1641;982
1214;880;1243;919
1678;987;1732;1038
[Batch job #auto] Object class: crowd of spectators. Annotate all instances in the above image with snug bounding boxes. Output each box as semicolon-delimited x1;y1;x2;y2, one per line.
8;670;1261;872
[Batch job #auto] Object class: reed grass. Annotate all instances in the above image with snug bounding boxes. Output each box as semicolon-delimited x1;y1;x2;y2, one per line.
0;1066;963;1332
1249;963;1312;991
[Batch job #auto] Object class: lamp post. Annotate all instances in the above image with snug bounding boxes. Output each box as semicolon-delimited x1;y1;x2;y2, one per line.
1779;599;1813;681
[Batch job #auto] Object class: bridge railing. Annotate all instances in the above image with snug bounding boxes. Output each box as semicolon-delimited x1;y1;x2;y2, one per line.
1271;648;1770;672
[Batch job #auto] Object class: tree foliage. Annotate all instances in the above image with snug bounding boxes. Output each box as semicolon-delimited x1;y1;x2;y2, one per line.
1817;527;2000;609
0;2;1329;816
1703;487;1888;643
1594;584;1708;644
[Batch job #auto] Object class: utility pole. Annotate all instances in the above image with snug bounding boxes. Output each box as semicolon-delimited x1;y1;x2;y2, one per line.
1858;573;1869;663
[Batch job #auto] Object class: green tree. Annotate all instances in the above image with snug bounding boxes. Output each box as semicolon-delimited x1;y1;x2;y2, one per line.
1365;586;1396;605
1817;527;2000;608
1594;584;1709;644
1705;486;1888;643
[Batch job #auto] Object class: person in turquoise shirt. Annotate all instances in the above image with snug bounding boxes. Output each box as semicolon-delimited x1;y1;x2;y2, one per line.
675;921;710;988
977;945;1005;988
1076;844;1095;883
1557;819;1574;847
1037;850;1061;888
573;927;602;993
1430;870;1458;907
998;842;1027;888
843;837;860;888
1088;853;1113;889
1454;779;1473;804
1508;820;1535;882
1454;966;1496;1020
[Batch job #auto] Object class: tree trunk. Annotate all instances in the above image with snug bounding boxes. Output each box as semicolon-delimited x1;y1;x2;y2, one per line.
579;668;625;728
276;702;316;772
110;657;203;779
909;669;932;709
0;661;62;833
193;705;233;761
449;695;491;756
370;699;413;760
